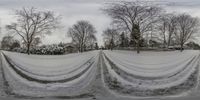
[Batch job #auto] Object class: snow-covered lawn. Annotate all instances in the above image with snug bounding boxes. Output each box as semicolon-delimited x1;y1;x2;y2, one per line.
0;50;200;99
103;50;200;96
0;51;99;97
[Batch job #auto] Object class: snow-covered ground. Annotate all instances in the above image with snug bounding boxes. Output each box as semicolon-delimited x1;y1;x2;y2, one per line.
0;50;200;100
103;50;200;96
0;51;99;98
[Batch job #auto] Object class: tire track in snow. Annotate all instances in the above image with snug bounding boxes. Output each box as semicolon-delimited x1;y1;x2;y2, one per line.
0;51;13;97
90;51;114;99
0;51;98;99
1;50;200;100
188;54;200;96
100;50;199;99
4;54;95;77
99;50;159;100
0;53;6;96
104;51;197;80
2;53;95;84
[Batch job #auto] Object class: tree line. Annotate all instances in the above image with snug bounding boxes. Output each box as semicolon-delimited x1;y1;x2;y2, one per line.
102;1;200;53
2;7;98;54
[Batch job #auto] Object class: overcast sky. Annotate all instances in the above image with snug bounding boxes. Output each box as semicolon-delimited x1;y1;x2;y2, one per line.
0;0;200;46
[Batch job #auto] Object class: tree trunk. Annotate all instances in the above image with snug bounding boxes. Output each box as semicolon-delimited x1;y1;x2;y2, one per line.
80;46;83;52
131;24;141;54
137;40;140;54
27;43;30;55
167;38;171;48
136;25;140;54
80;43;83;53
180;43;184;52
167;33;172;48
163;34;166;48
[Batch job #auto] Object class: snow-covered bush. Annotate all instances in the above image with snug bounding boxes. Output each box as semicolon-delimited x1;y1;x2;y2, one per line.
32;44;65;55
14;44;66;55
1;36;21;51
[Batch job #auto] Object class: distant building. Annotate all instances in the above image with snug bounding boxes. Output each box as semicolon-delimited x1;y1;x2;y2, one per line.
63;43;76;53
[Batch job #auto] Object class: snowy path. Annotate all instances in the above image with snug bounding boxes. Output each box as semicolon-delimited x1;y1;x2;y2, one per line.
0;50;200;100
0;52;6;97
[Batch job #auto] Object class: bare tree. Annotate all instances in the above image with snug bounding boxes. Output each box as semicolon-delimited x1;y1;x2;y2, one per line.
102;28;119;50
119;32;129;47
175;13;199;51
86;34;97;50
67;20;96;52
103;1;161;53
157;14;168;47
6;7;60;54
157;14;177;48
166;14;177;47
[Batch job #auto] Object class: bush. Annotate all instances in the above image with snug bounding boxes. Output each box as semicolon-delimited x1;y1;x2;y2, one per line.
13;44;66;55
